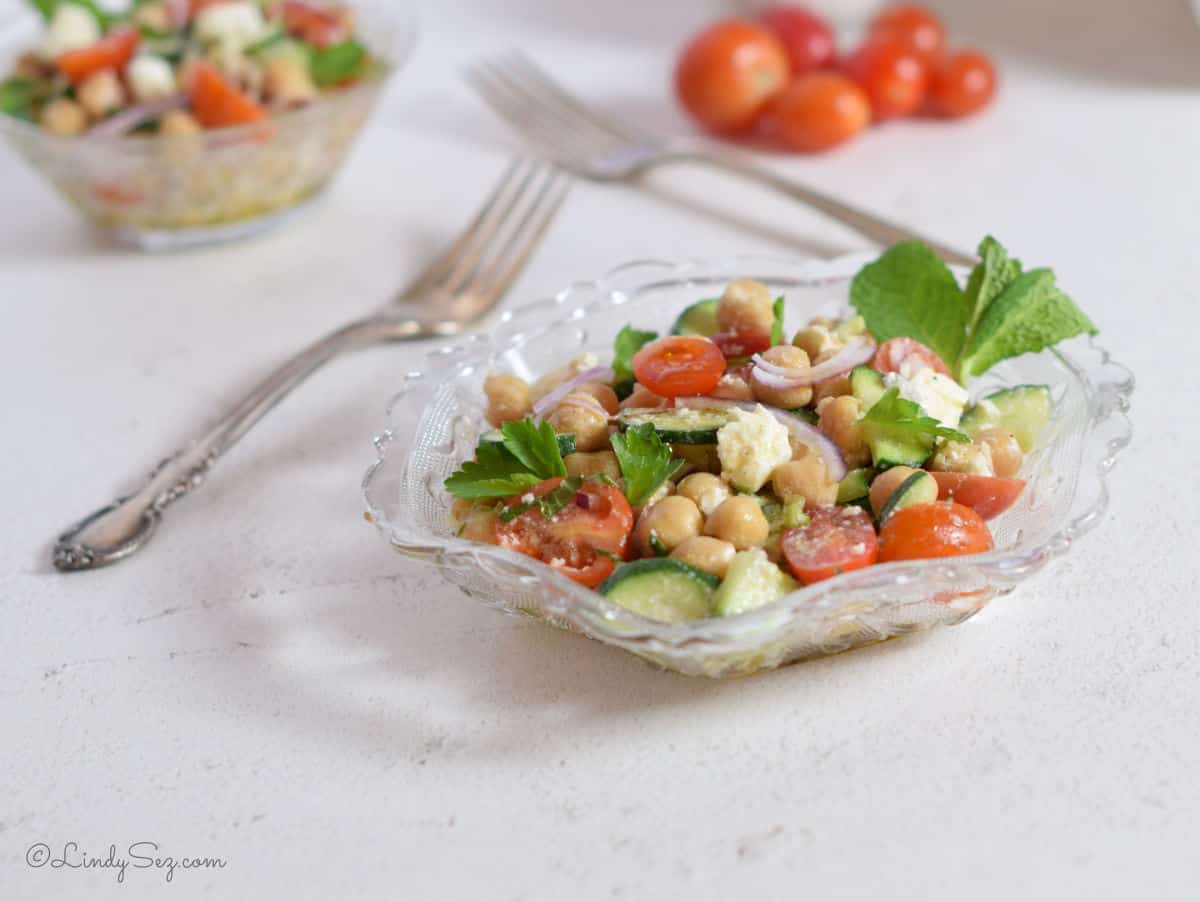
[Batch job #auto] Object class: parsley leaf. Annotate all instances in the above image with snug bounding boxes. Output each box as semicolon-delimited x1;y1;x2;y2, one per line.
612;325;657;384
310;39;367;88
444;444;543;500
770;296;785;346
537;475;582;519
610;423;684;508
861;388;969;461
501;418;566;479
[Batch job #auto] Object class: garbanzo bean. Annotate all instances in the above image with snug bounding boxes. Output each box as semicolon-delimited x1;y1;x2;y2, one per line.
817;395;870;468
704;496;769;550
39;98;87;136
77;69;124;119
868;466;921;517
635;496;703;554
792;321;840;359
772;450;837;507
484;373;532;425
750;345;814;409
716;279;775;336
564;451;621;481
548;391;611;451
929;439;995;476
453;502;498;543
710;370;755;402
575;381;620;415
159;109;202;136
976;427;1023;478
670;536;736;578
620;383;668;409
676;472;732;516
811;347;852;402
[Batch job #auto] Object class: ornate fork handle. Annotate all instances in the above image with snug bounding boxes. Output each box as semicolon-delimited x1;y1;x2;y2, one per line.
54;315;431;572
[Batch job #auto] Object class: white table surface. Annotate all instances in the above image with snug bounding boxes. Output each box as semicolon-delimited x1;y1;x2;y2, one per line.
3;0;1198;899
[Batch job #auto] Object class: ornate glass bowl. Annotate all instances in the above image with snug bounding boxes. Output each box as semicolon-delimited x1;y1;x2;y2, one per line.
362;255;1134;678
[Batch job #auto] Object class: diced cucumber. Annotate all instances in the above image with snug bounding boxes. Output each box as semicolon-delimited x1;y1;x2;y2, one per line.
875;470;938;522
671;298;719;337
960;384;1052;453
713;549;799;617
867;433;931;471
836;467;873;504
617;407;735;445
762;497;809;533
599;558;717;622
480;429;576;457
850;366;887;410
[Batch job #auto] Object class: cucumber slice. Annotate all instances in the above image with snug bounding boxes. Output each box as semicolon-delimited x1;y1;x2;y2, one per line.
480;429;576;457
850;366;886;410
599;558;717;622
617;407;735;445
836;467;873;504
671;298;719;337
876;470;938;522
960;385;1052;453
868;433;931;471
713;549;799;617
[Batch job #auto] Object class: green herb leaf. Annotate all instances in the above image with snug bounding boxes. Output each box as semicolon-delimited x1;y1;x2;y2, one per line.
595;548;621;562
957;268;1098;381
0;77;36;121
861;388;970;458
444;444;543;500
538;476;582;519
610;423;684;508
770;296;785;346
963;235;1022;336
30;0;111;28
501;418;567;479
497;499;536;522
588;473;619;487
648;532;669;557
850;241;970;367
612;325;657;383
310;39;367;88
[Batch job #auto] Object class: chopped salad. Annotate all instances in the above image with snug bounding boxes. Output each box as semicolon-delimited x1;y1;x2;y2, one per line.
445;237;1097;623
1;0;379;137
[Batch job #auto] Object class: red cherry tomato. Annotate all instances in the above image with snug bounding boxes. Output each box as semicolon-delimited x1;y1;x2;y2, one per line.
781;506;879;585
767;71;871;152
871;337;952;377
931;50;997;118
188;60;267;128
281;1;348;49
675;19;790;134
712;329;772;360
930;472;1025;520
632;336;727;398
56;25;139;85
495;478;634;588
878;501;993;562
759;5;836;75
869;4;945;65
844;37;928;121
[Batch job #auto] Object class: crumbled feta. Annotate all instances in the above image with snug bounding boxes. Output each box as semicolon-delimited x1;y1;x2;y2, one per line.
126;55;177;102
716;404;792;493
40;3;101;60
883;365;969;428
693;482;730;518
193;1;268;49
930;438;995;476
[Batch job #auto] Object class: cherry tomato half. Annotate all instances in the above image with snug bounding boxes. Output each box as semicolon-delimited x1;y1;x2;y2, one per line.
931;50;997;118
712;329;772;360
496;478;634;588
56;25;139;85
281;1;348;49
759;5;836;75
877;501;993;562
844;37;928;121
767;71;871;152
675;19;790;134
872;337;952;378
781;506;879;585
930;472;1025;520
632;336;727;398
869;4;945;65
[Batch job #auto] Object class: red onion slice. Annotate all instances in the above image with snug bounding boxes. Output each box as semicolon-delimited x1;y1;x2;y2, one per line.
88;95;187;139
531;366;614;420
750;337;875;388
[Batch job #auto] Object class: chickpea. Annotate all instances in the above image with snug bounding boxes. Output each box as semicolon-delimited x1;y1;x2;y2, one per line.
868;466;921;517
716;279;774;336
929;439;995;476
792;321;840;359
548;391;611;452
484;373;532;425
77;68;125;119
576;381;619;415
704;496;769;550
817;395;870;469
39;98;87;136
131;1;172;32
452;500;498;544
265;54;318;107
159;109;202;136
619;383;668;410
710;370;755;402
531;354;598;401
670;536;736;578
772;449;837;507
633;479;674;518
635;496;702;554
564;450;621;482
676;472;731;517
751;345;814;409
977;427;1023;478
811;347;852;402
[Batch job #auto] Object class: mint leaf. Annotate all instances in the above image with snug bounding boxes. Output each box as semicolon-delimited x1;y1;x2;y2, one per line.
610;423;684;508
958;269;1097;381
444;444;543;500
963;236;1022;336
612;325;656;383
310;39;367;88
850;241;969;366
501;418;566;479
861;388;969;461
770;296;785;346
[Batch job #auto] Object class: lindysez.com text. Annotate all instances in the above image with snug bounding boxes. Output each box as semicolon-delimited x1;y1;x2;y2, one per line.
26;840;228;884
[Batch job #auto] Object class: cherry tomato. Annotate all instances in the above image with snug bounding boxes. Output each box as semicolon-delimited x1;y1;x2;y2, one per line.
675;19;790;134
759;5;836;75
56;25;139;85
878;501;993;562
871;337;952;377
632;336;727;398
712;329;772;360
931;50;997;118
930;472;1025;520
781;506;879;585
495;478;634;588
767;71;871;152
188;60;267;128
844;37;928;121
869;4;944;65
281;1;347;49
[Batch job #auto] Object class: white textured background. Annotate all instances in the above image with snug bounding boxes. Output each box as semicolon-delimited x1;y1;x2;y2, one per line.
2;0;1198;899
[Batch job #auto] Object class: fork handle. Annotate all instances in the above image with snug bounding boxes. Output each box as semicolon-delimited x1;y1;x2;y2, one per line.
672;144;976;267
53;315;439;572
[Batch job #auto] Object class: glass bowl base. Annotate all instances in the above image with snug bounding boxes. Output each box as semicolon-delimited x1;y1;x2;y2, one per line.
106;194;323;252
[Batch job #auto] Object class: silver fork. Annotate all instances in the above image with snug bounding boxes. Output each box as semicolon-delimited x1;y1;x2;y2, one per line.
54;158;570;572
469;52;975;267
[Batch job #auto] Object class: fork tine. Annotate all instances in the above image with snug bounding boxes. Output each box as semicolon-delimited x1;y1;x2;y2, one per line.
468;64;579;158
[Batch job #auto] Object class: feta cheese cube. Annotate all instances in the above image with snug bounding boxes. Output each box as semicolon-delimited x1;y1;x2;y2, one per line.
193;1;268;49
126;55;177;102
882;366;968;428
716;404;792;493
40;3;101;60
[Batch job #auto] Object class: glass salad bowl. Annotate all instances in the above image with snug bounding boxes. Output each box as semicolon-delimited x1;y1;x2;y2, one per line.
0;2;417;251
362;255;1134;678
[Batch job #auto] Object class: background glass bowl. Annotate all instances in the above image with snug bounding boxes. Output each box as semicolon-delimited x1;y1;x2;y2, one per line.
0;2;417;250
362;255;1134;678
